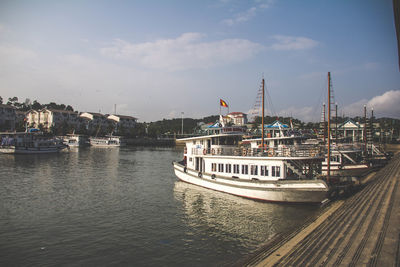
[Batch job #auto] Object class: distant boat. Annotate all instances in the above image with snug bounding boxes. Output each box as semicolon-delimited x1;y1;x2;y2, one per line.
62;134;89;147
89;135;125;147
0;132;68;154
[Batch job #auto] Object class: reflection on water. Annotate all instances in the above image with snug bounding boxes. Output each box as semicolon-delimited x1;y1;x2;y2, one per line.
0;147;319;267
174;181;319;251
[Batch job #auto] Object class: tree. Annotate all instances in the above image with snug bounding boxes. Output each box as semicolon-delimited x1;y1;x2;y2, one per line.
7;96;18;106
32;100;42;110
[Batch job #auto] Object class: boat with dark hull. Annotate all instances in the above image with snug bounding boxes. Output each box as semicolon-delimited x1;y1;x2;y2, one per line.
0;132;67;154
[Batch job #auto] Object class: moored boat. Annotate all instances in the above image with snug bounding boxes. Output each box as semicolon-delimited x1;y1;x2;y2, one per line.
62;134;89;147
89;135;125;147
0;132;67;154
173;79;328;203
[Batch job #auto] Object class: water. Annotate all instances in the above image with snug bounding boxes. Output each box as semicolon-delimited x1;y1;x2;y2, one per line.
0;147;319;266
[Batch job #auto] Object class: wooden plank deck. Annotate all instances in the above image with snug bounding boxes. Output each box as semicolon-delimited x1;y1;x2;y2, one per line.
243;153;400;267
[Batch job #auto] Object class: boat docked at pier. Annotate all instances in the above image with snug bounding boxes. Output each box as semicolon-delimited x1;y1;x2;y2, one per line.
173;129;328;203
89;135;125;147
173;79;328;203
322;143;370;177
0;131;67;154
62;134;89;147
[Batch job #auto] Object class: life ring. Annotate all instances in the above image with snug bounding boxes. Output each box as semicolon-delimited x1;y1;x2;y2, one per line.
268;149;274;156
243;150;247;156
211;174;216;179
211;148;215;155
203;149;207;155
198;172;202;178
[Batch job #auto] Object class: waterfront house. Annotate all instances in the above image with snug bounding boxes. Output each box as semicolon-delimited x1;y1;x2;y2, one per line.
79;112;109;133
0;104;16;131
107;114;137;134
26;109;40;129
226;112;248;126
337;119;364;142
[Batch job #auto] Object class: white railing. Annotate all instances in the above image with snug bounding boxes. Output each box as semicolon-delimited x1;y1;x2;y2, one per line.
191;145;323;158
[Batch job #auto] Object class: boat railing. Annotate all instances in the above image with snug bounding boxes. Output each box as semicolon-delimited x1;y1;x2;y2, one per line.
191;145;322;158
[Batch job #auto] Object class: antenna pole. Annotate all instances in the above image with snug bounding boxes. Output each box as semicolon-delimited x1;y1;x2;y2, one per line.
327;72;331;183
261;78;265;150
335;103;338;144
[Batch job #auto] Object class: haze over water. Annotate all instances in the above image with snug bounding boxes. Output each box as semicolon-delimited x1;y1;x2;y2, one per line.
0;147;319;266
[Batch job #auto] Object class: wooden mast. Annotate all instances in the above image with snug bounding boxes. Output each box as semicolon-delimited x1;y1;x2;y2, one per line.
261;78;265;149
327;72;331;182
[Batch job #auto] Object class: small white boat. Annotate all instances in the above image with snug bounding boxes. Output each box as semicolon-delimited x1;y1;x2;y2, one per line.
0;132;68;154
62;134;89;147
89;135;125;147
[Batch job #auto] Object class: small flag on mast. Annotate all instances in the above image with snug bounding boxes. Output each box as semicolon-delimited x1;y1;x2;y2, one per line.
220;99;228;108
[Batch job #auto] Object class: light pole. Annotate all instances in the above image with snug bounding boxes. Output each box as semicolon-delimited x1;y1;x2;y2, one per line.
181;112;184;135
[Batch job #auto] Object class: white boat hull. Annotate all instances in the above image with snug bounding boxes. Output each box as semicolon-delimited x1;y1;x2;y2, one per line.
173;162;328;203
0;146;66;154
322;164;370;177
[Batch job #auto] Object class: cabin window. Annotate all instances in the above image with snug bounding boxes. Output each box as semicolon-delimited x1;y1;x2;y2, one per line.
272;166;281;177
241;165;248;175
250;165;258;175
260;166;269;176
225;164;232;173
218;163;224;172
211;163;216;172
233;164;240;174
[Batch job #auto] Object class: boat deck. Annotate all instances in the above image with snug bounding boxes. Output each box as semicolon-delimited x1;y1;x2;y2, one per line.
242;153;400;266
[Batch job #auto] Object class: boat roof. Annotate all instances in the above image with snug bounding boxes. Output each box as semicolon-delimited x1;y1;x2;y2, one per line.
177;132;243;142
243;135;306;143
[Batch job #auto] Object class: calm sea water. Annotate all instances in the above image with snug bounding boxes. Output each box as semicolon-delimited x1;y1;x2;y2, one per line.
0;147;319;266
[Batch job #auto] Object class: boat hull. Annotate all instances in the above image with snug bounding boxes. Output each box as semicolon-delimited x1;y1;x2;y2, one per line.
173;162;328;203
322;164;370;177
0;146;66;154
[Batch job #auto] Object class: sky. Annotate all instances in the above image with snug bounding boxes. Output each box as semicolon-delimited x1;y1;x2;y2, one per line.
0;0;399;122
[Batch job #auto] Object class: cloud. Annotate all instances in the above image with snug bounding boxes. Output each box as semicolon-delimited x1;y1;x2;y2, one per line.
222;0;273;26
100;33;263;71
269;35;319;51
276;106;317;122
273;90;400;122
340;90;400;119
0;44;37;64
222;7;257;26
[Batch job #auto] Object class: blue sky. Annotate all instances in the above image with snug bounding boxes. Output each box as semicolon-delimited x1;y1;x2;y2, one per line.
0;0;399;122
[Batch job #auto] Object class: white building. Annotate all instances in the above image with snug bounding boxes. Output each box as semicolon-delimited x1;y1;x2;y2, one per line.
107;114;137;131
79;112;109;132
40;109;80;131
26;108;80;132
0;104;16;131
26;109;40;128
223;112;248;126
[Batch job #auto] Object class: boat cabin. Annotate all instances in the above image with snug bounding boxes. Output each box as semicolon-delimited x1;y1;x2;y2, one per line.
180;132;323;182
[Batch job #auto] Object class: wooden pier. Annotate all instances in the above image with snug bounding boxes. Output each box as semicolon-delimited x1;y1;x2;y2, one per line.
243;152;400;267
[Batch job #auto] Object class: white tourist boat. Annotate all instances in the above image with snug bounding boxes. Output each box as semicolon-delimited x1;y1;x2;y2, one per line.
89;135;125;147
173;79;329;203
62;134;89;147
0;132;68;154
